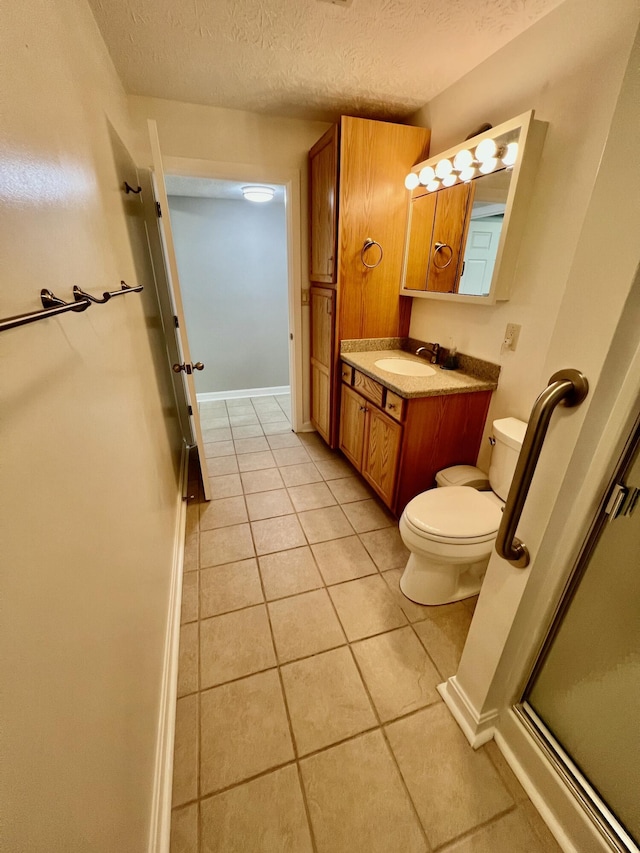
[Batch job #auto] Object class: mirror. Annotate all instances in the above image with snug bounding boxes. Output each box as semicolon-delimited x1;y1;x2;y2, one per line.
400;111;547;304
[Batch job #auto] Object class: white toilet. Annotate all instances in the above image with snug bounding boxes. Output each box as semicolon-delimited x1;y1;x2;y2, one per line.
399;417;527;605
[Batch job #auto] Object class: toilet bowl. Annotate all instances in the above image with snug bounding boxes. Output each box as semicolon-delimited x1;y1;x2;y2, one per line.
399;417;527;605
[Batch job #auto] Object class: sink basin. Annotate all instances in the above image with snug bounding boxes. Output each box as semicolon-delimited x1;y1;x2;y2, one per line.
374;358;436;377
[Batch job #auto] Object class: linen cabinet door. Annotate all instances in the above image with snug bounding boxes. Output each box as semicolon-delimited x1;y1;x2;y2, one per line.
310;286;335;444
339;385;367;471
362;406;402;508
309;124;339;283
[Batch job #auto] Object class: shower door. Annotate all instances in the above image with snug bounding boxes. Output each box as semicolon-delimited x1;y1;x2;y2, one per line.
519;421;640;851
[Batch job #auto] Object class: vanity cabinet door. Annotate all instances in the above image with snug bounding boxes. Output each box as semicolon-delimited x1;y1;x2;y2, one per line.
339;384;367;470
309;125;339;283
362;405;402;506
310;286;335;444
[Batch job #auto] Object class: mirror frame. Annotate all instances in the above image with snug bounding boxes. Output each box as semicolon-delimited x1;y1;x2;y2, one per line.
400;110;548;305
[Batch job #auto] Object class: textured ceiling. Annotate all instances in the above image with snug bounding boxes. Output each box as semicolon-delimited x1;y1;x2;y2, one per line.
88;0;566;122
165;175;285;202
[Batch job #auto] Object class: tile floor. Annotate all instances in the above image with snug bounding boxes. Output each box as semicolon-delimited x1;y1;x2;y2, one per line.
171;394;560;853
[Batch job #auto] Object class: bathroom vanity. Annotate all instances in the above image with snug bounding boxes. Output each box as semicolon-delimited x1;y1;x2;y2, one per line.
338;347;497;515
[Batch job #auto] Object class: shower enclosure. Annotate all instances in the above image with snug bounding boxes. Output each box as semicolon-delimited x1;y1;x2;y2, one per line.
516;419;640;852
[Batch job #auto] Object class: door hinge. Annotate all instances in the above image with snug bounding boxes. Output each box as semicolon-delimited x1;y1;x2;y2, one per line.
156;201;162;218
174;315;179;328
604;483;628;521
188;405;193;416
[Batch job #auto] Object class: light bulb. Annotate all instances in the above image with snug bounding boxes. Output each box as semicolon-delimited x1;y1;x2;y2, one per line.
442;174;457;187
459;166;476;182
453;149;473;171
475;138;497;162
479;158;498;174
418;165;435;185
435;158;453;179
502;142;518;167
426;180;440;192
404;172;420;190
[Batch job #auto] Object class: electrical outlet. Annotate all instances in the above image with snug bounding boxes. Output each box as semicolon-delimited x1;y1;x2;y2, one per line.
502;323;521;352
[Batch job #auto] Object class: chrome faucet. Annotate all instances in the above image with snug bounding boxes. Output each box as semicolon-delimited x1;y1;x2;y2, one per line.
416;343;440;364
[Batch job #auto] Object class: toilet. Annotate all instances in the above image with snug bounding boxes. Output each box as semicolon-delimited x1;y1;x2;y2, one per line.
399;417;527;606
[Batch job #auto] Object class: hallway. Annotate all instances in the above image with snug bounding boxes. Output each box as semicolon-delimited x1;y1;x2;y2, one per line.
170;396;559;852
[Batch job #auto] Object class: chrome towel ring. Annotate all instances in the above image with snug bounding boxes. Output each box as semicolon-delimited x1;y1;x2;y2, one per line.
433;242;454;269
361;237;384;269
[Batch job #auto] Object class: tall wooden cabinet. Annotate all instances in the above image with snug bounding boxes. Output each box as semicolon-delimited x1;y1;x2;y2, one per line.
309;116;431;445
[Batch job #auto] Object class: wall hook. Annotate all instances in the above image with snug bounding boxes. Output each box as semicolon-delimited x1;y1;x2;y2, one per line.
123;181;142;195
73;285;111;304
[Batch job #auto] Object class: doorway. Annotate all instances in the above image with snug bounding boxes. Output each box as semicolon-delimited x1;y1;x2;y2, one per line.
158;157;306;431
166;176;291;405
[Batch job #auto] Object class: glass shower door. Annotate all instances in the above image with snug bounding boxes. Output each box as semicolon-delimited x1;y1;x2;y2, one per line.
521;426;640;850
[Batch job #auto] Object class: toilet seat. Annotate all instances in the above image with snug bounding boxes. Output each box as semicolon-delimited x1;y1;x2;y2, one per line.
403;486;503;545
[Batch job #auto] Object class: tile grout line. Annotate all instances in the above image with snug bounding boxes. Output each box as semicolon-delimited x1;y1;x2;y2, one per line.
248;477;320;853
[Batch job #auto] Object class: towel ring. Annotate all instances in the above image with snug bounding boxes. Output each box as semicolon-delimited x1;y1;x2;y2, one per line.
433;241;453;269
361;237;384;269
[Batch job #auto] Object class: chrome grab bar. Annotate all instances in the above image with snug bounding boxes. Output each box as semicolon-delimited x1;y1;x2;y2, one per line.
496;368;589;568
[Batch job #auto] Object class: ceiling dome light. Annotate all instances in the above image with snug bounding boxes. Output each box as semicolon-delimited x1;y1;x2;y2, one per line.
502;142;519;167
475;138;498;162
479;158;498;174
418;165;435;185
459;166;476;182
404;172;420;190
453;149;473;171
426;180;440;192
435;158;453;179
442;174;457;187
242;186;275;202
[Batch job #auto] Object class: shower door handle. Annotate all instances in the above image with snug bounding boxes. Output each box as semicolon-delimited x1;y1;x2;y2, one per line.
495;369;589;568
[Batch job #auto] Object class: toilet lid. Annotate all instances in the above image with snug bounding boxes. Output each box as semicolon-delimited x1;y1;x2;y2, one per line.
403;486;503;543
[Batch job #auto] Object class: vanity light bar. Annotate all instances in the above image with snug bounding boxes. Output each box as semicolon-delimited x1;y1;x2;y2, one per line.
404;140;519;192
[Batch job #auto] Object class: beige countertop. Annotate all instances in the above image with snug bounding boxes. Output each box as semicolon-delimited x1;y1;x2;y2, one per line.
340;349;499;399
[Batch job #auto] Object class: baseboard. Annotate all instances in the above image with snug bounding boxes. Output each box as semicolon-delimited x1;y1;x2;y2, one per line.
437;676;499;748
196;385;290;402
147;446;188;853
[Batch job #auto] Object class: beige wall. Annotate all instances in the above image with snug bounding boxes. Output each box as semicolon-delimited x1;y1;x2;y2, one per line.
129;96;330;424
409;0;639;471
0;1;183;850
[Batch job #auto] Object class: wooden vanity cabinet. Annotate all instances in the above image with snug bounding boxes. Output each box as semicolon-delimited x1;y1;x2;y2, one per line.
339;383;402;507
339;364;492;515
309;117;431;445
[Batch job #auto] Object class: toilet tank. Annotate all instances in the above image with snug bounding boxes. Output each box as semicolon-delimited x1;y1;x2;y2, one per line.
489;417;528;500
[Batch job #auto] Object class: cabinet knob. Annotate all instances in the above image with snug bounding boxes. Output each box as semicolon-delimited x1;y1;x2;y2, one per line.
359;405;367;412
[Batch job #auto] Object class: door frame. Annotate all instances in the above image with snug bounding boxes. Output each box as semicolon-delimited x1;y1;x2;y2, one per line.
162;155;304;432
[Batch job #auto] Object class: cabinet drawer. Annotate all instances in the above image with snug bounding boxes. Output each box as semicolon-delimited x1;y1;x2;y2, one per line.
384;390;405;422
353;370;384;407
341;362;353;384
